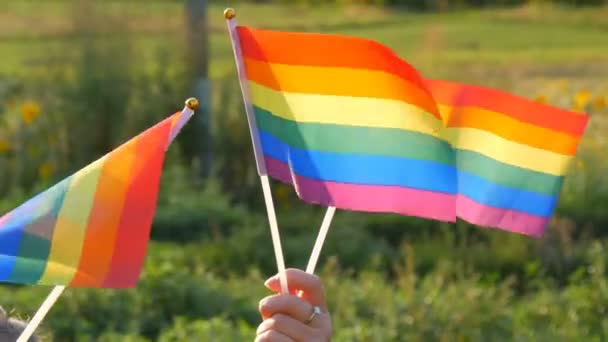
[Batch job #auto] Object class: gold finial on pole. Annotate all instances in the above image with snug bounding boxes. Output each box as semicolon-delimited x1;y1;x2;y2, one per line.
224;8;236;20
185;97;200;110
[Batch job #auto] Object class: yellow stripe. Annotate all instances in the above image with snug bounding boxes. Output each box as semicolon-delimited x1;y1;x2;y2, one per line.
445;127;573;176
438;104;580;155
249;82;572;176
39;157;106;285
248;82;444;137
244;58;441;118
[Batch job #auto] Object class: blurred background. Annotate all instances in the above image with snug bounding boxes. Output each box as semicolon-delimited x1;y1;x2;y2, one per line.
0;0;607;341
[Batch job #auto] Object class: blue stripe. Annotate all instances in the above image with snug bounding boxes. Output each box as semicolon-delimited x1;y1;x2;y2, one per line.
0;255;19;284
260;130;557;217
0;177;72;282
0;192;45;281
9;177;72;284
260;130;457;194
458;172;556;217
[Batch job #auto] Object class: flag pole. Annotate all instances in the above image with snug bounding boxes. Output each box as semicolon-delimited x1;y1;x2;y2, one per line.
17;286;65;342
17;98;200;342
305;206;336;274
223;8;289;294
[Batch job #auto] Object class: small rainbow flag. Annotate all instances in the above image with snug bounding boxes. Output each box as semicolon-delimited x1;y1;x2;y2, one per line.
234;26;589;237
0;107;194;288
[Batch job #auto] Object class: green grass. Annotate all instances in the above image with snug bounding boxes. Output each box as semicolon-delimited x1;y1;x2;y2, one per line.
2;3;608;341
1;2;607;84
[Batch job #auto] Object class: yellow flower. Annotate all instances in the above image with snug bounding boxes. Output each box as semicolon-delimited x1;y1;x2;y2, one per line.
38;162;55;181
0;138;10;154
535;95;548;104
20;101;41;124
574;89;592;109
592;97;606;111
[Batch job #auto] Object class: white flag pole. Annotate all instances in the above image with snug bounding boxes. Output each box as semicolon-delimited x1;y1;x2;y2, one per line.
17;286;65;342
17;99;199;342
224;7;289;294
168;98;198;146
305;206;336;274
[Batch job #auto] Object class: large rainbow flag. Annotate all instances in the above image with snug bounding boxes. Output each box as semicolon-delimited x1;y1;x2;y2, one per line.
234;26;589;237
0;107;195;288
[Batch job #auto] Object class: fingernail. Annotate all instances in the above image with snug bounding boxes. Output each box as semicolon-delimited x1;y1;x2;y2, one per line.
264;275;278;288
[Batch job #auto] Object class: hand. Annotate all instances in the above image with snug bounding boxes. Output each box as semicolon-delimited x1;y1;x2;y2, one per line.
256;268;332;342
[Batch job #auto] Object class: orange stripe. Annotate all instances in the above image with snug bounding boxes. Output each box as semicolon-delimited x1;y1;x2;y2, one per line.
440;105;580;156
170;111;180;129
426;79;589;136
238;25;589;141
244;58;440;119
236;26;432;95
102;117;172;288
69;136;138;287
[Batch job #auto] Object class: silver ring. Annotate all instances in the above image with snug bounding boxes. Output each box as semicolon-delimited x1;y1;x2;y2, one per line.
304;306;322;325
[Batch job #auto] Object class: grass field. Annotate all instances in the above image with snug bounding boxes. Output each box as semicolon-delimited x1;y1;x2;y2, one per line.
1;1;607;87
1;2;608;341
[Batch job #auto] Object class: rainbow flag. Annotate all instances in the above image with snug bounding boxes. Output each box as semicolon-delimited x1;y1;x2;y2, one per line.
234;26;589;237
0;108;194;288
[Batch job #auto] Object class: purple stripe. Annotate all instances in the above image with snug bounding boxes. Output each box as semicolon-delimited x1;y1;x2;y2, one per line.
456;196;548;237
265;156;548;236
0;213;10;228
167;110;194;147
265;157;456;222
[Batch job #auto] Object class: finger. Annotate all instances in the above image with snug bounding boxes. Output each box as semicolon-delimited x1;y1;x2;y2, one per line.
264;279;299;296
259;294;313;323
254;330;295;342
256;313;314;341
264;269;327;310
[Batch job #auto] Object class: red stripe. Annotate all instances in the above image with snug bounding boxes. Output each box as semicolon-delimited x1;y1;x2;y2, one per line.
426;79;589;136
237;26;431;94
237;26;588;137
101;118;172;288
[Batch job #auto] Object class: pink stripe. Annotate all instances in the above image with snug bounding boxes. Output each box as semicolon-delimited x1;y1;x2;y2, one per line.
265;157;549;236
0;212;11;228
265;157;456;222
456;196;548;237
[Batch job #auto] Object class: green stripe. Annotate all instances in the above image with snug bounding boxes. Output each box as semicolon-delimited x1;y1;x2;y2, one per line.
254;106;563;195
255;106;454;165
10;234;50;284
10;177;72;284
456;150;563;195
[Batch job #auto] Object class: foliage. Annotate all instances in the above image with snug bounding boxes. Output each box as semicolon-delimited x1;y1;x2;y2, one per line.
1;238;608;341
242;0;607;10
157;318;255;341
1;1;608;341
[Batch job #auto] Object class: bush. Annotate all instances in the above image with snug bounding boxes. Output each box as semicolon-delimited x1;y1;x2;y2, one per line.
158;317;255;342
2;240;607;341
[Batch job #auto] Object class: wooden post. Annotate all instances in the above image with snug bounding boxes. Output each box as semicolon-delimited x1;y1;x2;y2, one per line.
185;0;212;178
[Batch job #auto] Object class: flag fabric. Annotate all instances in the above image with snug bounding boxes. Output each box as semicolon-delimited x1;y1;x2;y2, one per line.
0;109;194;288
235;26;589;237
428;80;587;235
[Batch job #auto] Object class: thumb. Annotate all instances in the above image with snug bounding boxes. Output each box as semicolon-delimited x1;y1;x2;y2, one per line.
264;275;298;295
